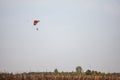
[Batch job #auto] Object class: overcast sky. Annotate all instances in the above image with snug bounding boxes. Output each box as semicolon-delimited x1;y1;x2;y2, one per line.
0;0;120;73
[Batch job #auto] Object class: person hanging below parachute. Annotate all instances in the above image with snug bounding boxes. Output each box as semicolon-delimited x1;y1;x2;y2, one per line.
33;20;40;30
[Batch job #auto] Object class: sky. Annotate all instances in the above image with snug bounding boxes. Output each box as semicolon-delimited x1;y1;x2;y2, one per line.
0;0;120;73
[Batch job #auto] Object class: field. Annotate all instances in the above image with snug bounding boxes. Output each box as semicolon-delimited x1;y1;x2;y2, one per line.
0;73;120;80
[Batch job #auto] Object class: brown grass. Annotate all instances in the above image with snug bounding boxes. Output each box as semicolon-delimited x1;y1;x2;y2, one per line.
0;73;120;80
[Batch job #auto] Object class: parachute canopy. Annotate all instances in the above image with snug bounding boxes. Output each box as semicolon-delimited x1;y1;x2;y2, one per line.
33;20;40;31
33;20;40;25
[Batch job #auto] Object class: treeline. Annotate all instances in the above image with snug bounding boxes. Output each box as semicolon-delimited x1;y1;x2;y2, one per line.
52;66;120;76
0;66;120;80
0;66;120;76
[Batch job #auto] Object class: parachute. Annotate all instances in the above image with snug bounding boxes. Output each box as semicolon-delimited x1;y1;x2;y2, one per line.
33;20;40;30
33;20;40;25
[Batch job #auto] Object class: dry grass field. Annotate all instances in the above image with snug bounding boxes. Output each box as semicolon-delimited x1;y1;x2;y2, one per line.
0;73;120;80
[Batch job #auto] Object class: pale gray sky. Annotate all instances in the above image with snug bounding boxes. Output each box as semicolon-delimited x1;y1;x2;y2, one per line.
0;0;120;73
